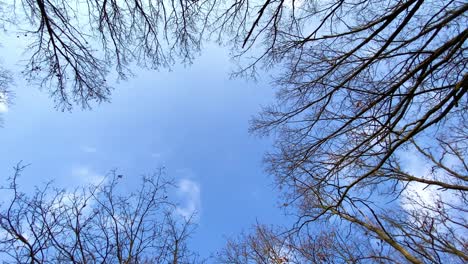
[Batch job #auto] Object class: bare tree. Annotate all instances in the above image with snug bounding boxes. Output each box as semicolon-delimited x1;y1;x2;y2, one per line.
0;163;202;264
218;224;403;264
1;0;466;262
212;0;467;263
1;0;215;110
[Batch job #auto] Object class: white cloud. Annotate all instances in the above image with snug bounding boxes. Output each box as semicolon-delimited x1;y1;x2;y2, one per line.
398;149;468;237
175;178;201;220
400;151;435;211
72;166;105;186
80;145;97;153
0;92;8;113
0;102;7;113
399;150;459;214
284;0;304;9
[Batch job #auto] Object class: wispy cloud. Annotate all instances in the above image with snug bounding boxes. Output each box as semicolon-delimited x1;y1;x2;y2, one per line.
0;92;8;113
0;103;7;113
175;178;201;220
71;166;105;186
400;150;459;214
80;145;97;153
400;151;435;211
150;152;162;158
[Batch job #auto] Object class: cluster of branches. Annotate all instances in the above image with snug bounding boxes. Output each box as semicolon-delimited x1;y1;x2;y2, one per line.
1;0;215;109
219;224;409;263
0;164;201;264
0;0;466;262
0;67;12;114
212;0;467;263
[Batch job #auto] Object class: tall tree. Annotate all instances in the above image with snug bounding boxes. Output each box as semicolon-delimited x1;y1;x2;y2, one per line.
213;0;467;263
0;164;202;263
1;0;466;261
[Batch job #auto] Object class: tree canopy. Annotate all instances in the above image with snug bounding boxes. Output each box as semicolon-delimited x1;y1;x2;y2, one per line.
218;0;467;262
0;0;466;263
0;0;214;109
0;164;201;263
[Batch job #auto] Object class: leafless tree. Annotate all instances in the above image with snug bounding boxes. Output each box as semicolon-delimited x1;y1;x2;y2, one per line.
218;224;404;264
1;0;467;262
212;0;467;263
1;0;215;110
0;163;202;264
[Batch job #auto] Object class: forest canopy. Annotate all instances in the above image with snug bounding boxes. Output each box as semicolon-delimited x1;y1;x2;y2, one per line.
0;0;466;263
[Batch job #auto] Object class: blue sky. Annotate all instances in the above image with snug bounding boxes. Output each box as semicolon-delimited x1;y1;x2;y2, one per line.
0;41;290;258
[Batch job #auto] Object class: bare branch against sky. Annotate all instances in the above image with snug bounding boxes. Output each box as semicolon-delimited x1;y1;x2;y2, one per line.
0;0;466;263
